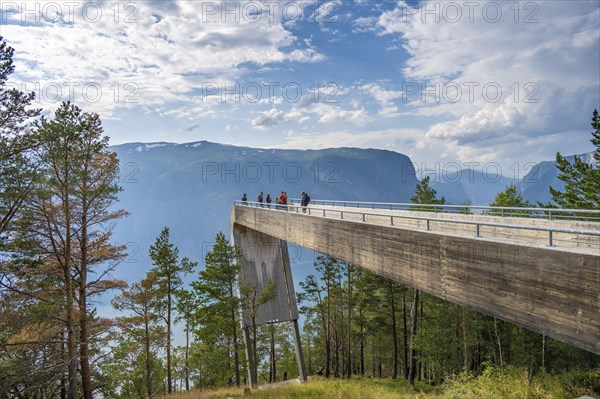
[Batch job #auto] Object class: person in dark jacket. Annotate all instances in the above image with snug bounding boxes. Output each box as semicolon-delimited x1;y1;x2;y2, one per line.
241;193;247;205
301;191;310;212
266;194;272;209
258;191;264;207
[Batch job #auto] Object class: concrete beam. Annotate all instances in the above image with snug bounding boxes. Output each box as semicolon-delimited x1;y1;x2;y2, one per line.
233;205;600;354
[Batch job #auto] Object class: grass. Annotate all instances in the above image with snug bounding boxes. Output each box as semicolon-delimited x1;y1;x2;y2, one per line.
164;377;433;399
165;368;600;399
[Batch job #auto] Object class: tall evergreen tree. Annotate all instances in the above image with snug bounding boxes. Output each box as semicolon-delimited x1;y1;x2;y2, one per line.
70;106;128;399
175;289;195;392
489;184;532;213
298;256;342;378
239;279;276;387
149;227;196;394
191;232;242;387
113;273;165;398
0;36;41;236
2;102;127;398
550;109;600;209
410;176;445;211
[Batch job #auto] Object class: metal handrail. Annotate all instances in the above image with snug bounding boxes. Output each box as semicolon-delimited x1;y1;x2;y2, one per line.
234;201;600;248
287;198;600;221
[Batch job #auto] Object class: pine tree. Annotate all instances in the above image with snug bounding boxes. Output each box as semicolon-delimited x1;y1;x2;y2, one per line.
239;279;276;387
489;184;532;216
298;256;342;378
69;107;128;399
149;227;196;394
0;36;41;236
410;176;445;211
550;109;600;209
113;273;165;398
1;102;128;397
175;289;195;392
191;232;242;387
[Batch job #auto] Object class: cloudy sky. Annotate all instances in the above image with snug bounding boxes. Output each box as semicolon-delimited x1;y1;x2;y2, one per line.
1;0;599;175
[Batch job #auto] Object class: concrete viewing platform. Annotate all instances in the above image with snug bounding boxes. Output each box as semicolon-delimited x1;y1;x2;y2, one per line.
232;200;600;354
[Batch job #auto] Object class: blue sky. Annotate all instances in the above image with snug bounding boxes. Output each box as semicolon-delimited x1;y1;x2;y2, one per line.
1;0;599;174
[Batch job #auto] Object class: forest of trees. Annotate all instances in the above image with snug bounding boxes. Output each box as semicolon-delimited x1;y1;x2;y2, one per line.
1;36;599;398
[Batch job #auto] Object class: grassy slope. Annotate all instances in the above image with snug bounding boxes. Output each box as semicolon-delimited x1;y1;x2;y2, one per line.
166;368;599;399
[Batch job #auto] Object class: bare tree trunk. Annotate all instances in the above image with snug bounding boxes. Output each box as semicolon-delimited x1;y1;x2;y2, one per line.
65;268;77;399
79;206;93;399
389;282;398;379
144;314;152;399
461;308;469;372
359;324;365;375
346;265;352;379
231;297;241;387
270;325;277;382
185;319;190;391
325;295;331;378
227;336;231;370
541;334;545;370
60;155;78;399
493;318;503;371
62;200;78;399
402;289;408;379
417;297;423;381
79;274;92;399
338;272;344;378
333;321;339;377
61;333;66;399
167;280;172;393
377;342;382;378
371;339;375;377
306;330;312;375
407;289;420;386
254;323;259;385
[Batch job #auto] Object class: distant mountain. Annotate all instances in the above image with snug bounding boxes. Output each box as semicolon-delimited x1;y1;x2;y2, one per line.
518;152;595;205
108;141;595;285
428;152;595;206
109;141;419;282
429;169;515;205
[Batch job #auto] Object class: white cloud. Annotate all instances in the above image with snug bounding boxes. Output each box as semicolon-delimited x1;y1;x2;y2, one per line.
370;0;599;162
2;0;325;118
250;100;372;130
362;83;403;117
272;127;423;150
312;103;371;126
4;0;597;170
251;108;285;130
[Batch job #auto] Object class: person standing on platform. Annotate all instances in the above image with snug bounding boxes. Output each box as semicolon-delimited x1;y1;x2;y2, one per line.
279;191;285;210
301;191;311;213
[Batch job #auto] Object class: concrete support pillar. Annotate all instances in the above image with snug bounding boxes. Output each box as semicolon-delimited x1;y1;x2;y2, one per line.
232;223;308;387
292;319;307;382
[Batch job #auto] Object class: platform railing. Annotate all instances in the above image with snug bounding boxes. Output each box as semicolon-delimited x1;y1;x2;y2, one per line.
234;200;600;248
285;198;600;221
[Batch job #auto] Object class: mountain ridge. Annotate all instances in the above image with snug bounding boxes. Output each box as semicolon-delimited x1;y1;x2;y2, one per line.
107;140;593;286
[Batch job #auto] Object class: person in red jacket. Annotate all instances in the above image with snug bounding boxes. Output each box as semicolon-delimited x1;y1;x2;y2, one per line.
279;192;286;210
